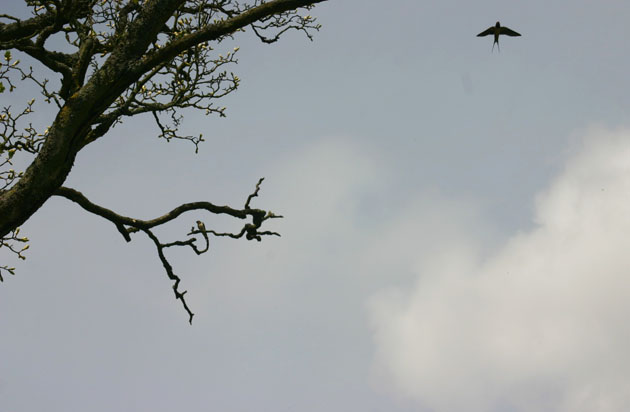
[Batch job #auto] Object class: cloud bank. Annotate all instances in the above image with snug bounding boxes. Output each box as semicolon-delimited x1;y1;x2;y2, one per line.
369;129;630;412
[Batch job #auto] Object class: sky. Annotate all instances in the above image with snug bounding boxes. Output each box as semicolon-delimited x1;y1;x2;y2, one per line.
3;0;630;411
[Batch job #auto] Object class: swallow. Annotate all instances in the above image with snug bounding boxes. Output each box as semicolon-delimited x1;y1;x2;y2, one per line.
477;21;521;52
196;220;206;233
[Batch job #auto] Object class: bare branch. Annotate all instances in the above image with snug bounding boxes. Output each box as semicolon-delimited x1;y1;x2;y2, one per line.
53;178;282;322
245;176;264;209
143;227;195;324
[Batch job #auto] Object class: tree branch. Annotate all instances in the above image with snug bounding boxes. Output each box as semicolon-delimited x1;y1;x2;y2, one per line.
53;178;282;323
13;38;74;77
0;12;57;43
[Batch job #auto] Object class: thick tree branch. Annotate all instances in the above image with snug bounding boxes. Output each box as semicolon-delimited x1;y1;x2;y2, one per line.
0;12;57;43
13;39;74;77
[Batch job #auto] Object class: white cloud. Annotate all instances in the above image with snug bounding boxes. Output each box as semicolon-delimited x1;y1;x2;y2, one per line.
369;128;630;412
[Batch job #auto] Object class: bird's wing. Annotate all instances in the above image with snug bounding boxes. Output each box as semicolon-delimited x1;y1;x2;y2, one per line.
499;27;521;36
477;27;495;37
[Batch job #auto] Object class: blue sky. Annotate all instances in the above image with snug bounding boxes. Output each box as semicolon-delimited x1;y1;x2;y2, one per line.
3;1;630;411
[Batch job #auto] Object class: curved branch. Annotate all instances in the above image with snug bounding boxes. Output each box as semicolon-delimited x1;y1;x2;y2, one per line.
55;186;261;229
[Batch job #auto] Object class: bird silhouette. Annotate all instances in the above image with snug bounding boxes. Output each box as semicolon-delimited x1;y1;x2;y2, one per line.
477;21;521;52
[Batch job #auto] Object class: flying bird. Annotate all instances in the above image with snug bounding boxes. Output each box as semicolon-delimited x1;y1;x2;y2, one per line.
477;21;521;52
